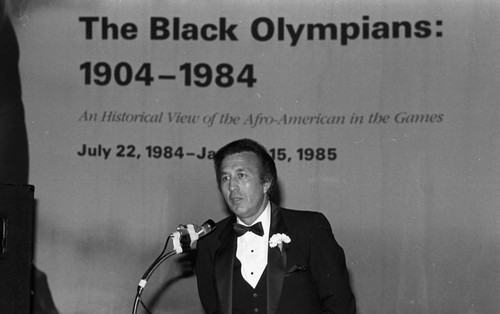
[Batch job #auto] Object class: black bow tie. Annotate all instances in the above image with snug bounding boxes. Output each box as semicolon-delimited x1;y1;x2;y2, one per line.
233;222;264;237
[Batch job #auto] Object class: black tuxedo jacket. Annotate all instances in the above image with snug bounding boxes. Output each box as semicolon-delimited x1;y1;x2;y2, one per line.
195;203;356;313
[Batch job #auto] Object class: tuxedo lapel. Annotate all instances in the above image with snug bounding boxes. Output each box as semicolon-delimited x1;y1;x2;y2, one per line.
267;204;288;314
214;219;237;314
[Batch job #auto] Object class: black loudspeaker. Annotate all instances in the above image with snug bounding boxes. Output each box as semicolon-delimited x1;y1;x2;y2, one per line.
0;184;34;314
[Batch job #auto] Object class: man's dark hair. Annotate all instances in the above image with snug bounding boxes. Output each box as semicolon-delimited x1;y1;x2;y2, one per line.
213;138;277;195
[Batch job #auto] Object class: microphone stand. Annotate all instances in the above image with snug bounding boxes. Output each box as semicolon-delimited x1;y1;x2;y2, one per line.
132;249;177;314
132;229;193;314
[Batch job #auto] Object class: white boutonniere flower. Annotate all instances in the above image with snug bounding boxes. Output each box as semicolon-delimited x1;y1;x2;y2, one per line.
269;233;291;252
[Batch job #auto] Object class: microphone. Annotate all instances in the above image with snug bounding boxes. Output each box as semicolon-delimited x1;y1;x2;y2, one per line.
196;219;216;238
172;219;216;239
171;219;216;253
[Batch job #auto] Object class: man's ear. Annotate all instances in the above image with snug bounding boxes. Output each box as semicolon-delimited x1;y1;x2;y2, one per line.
263;180;271;194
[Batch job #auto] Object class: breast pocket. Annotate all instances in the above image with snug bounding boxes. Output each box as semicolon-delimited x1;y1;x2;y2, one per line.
284;264;308;277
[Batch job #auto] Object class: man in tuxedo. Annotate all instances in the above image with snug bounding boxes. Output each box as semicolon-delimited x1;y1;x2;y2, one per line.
195;138;356;313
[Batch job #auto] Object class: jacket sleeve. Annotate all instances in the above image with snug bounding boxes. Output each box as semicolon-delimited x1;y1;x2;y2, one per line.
308;212;356;313
195;235;219;314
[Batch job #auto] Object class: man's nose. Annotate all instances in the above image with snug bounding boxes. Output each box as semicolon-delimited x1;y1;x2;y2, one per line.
229;177;238;191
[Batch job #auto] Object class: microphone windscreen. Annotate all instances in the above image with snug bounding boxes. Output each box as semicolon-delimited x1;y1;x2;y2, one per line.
201;219;216;236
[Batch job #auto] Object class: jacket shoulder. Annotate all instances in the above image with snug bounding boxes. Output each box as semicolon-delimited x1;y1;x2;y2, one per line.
280;207;328;220
278;207;332;231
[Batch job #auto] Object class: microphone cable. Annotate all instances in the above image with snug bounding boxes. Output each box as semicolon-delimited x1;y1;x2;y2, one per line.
132;220;215;314
132;234;175;314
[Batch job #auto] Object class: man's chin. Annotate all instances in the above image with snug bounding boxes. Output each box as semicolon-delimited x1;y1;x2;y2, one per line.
229;204;247;215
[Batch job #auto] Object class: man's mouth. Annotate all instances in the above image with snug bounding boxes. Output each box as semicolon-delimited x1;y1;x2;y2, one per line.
230;195;243;203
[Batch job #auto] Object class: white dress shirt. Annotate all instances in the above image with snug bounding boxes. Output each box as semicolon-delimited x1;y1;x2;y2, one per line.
235;202;271;288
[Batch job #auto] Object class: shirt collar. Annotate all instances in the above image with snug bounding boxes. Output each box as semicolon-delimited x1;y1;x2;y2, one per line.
236;201;271;236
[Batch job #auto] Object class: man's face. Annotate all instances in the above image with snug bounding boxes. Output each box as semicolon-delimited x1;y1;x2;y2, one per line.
219;151;269;225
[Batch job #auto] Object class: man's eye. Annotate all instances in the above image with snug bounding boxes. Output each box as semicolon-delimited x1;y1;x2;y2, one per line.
238;173;247;178
221;175;229;182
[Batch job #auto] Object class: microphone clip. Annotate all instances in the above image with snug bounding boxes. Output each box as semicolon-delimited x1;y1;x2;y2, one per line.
171;224;198;254
170;220;215;254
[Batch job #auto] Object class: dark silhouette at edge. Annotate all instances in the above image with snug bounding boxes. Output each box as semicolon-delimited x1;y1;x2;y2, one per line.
1;2;59;313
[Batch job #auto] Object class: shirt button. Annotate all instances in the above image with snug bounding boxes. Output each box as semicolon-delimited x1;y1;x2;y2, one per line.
253;293;258;298
254;308;259;313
